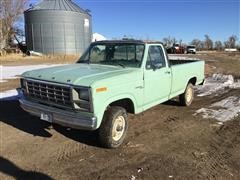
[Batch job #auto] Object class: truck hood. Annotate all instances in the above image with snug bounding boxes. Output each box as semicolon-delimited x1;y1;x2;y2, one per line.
22;64;139;87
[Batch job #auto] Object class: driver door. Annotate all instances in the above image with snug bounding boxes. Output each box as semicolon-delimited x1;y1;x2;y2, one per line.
143;45;171;109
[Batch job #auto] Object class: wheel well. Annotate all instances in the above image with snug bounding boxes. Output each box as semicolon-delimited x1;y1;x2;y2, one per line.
109;98;135;114
188;77;197;85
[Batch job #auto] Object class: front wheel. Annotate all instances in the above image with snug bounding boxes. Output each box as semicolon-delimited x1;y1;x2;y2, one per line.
179;83;194;106
98;106;128;148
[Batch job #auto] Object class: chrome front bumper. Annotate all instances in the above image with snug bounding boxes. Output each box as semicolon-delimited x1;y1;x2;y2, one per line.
19;99;97;130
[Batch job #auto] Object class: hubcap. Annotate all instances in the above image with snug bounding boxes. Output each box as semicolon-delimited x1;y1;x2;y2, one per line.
112;115;125;141
186;87;193;103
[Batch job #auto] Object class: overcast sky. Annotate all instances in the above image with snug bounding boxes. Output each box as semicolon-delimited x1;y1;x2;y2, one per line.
28;0;239;43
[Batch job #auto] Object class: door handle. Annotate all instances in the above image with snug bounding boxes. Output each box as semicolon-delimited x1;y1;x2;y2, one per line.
135;86;144;89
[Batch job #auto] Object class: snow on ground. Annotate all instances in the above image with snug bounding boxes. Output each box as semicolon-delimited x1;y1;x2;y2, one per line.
0;80;7;83
0;64;63;83
0;89;18;101
196;74;240;97
195;74;240;122
195;96;240;122
168;55;199;60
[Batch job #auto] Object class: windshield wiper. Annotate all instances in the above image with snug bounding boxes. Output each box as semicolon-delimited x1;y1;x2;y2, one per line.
117;62;125;68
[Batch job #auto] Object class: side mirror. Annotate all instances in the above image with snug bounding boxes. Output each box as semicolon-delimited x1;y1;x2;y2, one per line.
152;62;163;70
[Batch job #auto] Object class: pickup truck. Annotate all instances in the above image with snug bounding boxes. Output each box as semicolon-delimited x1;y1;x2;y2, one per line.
19;40;205;148
186;45;197;54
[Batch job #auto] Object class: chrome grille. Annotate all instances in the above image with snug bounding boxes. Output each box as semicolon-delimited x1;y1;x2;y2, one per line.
26;80;72;108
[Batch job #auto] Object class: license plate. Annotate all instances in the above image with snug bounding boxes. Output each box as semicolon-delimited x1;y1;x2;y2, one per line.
40;112;52;123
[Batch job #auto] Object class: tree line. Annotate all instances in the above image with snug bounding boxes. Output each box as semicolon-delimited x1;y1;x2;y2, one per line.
162;34;239;51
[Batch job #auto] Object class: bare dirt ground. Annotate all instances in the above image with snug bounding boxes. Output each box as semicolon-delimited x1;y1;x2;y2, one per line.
0;52;240;179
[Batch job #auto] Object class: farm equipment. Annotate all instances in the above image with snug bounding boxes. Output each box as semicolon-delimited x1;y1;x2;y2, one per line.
167;43;185;54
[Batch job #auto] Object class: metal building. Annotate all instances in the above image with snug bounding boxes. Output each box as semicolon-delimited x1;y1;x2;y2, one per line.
24;0;92;55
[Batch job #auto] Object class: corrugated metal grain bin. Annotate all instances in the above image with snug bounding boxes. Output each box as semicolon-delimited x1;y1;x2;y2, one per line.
24;0;92;55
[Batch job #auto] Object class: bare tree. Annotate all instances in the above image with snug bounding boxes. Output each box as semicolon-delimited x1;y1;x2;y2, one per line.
204;34;213;50
179;39;182;45
214;41;223;51
224;35;238;48
162;36;177;47
190;39;202;50
0;0;28;49
171;37;177;45
162;36;172;47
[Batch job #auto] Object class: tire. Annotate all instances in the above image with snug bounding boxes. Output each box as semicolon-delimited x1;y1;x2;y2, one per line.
98;106;128;148
179;83;194;106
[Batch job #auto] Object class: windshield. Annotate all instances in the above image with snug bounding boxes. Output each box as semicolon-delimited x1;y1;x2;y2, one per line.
77;43;145;68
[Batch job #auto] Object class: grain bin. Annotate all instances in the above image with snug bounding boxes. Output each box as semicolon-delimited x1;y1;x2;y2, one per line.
24;0;92;55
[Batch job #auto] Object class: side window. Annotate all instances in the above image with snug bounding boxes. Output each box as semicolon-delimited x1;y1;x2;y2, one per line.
146;46;166;69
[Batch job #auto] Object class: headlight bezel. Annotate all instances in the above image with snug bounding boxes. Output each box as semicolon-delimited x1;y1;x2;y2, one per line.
20;78;27;89
72;86;93;112
20;78;28;95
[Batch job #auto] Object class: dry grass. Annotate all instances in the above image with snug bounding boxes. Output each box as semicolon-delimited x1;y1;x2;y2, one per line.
187;52;240;78
0;54;79;66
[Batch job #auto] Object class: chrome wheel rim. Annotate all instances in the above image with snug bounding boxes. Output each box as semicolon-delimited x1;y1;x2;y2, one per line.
112;115;125;141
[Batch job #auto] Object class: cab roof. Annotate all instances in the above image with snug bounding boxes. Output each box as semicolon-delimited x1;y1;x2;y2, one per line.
92;40;163;45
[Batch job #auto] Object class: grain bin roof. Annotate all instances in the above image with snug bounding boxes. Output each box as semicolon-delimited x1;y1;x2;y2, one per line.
26;0;89;14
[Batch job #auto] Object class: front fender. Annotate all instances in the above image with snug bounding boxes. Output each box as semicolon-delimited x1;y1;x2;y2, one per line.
94;93;139;129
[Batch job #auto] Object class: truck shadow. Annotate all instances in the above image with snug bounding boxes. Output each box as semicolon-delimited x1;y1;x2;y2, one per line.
0;100;100;147
53;124;100;147
0;156;53;180
0;100;52;137
163;99;181;106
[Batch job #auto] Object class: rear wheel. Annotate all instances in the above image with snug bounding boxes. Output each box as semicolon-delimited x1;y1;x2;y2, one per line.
98;106;128;148
179;83;194;106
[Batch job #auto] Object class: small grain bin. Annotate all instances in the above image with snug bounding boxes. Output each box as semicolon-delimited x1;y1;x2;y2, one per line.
24;0;92;55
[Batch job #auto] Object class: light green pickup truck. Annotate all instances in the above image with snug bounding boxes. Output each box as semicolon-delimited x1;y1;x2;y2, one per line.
19;40;204;148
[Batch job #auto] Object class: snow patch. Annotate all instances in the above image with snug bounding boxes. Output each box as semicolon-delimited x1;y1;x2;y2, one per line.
195;96;240;122
168;55;199;60
0;80;7;83
196;74;240;97
0;64;63;83
0;89;19;101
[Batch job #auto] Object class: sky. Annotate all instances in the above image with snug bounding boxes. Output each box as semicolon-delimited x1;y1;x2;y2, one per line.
28;0;239;44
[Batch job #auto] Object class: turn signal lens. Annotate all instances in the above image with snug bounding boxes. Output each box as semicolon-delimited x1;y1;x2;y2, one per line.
96;87;107;93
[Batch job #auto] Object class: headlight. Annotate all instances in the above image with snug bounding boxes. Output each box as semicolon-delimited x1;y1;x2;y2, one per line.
20;78;27;89
78;89;90;101
72;87;92;112
20;78;28;95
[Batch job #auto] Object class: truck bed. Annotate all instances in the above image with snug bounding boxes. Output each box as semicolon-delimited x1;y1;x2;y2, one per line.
168;59;205;99
169;59;198;65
